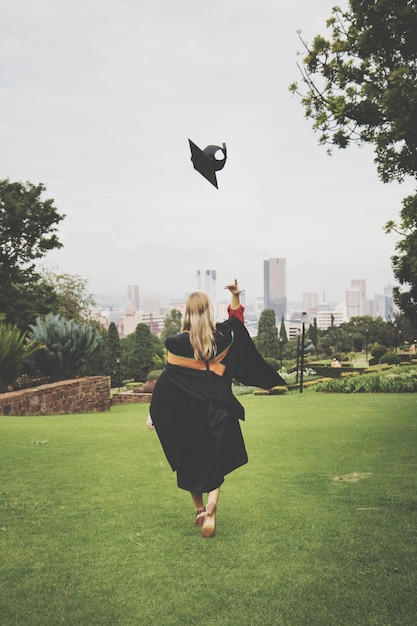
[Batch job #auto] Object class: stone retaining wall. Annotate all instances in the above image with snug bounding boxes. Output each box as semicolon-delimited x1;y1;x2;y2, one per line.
0;376;111;416
111;392;152;405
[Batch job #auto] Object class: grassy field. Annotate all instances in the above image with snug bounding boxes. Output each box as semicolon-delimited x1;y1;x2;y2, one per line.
1;393;416;626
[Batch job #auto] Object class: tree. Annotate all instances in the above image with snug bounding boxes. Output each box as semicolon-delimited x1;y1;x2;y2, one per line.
290;1;417;181
104;322;122;387
160;309;182;343
39;269;96;322
278;315;288;343
0;179;65;327
385;193;417;325
124;323;163;382
2;277;59;331
290;0;417;323
255;309;279;358
308;318;319;350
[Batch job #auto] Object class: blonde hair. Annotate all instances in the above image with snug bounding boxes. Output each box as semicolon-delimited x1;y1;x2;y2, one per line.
181;291;217;361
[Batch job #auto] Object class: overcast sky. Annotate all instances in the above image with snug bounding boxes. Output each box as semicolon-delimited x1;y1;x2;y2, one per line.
1;0;413;305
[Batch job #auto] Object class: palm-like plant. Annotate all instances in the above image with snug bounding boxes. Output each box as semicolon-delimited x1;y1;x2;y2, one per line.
29;313;102;380
0;322;44;390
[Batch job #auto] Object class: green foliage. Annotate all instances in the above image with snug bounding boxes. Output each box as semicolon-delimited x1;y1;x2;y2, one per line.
315;369;417;392
386;192;417;325
147;369;162;382
123;323;163;382
264;357;280;371
160;308;182;343
278;315;288;343
308;318;319;349
370;343;388;360
28;313;103;380
0;322;43;390
0;179;64;327
39;269;96;322
292;1;417;182
255;309;279;358
380;351;402;365
104;322;122;387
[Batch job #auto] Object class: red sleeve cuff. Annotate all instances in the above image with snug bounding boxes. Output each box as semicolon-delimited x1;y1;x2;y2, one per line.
227;304;244;324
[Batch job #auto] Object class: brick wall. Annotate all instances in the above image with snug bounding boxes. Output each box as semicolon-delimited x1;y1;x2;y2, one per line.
0;376;111;416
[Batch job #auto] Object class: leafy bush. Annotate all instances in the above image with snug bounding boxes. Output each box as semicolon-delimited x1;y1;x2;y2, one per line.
28;313;102;381
380;352;402;365
315;371;417;393
147;370;162;381
264;357;280;371
371;344;388;360
0;322;44;391
268;385;288;395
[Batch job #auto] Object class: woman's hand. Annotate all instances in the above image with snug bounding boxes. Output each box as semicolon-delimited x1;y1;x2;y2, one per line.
146;414;154;430
224;278;242;295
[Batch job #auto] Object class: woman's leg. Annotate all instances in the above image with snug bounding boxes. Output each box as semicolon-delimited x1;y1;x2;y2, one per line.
190;492;206;527
207;486;220;507
202;487;220;538
190;491;204;509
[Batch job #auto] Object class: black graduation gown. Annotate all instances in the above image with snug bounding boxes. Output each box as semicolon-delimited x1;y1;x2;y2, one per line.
150;316;285;493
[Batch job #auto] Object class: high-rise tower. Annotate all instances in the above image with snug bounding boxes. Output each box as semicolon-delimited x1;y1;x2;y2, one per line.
126;285;139;312
263;258;286;319
196;269;217;305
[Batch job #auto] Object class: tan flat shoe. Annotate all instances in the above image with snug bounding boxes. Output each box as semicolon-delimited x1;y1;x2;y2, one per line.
202;501;217;538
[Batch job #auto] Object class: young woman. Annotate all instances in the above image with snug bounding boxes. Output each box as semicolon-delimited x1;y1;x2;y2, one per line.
147;280;285;538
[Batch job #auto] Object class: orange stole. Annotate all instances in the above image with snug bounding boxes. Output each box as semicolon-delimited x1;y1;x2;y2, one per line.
167;338;233;377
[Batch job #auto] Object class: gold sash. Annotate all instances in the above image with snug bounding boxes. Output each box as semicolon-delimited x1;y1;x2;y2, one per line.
167;336;233;377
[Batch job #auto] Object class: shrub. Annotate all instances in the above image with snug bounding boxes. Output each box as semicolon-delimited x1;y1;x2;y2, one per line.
315;372;417;393
28;313;102;381
253;386;288;396
264;357;280;371
268;385;288;395
147;370;162;381
371;344;388;361
380;352;402;365
0;322;44;391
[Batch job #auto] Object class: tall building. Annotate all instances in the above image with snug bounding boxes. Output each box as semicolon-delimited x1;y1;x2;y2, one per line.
346;279;366;318
303;292;319;317
126;285;139;312
196;269;217;305
263;258;287;319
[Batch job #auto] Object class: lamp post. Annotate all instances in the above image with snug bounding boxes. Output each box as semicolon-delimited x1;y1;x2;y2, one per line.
116;358;121;391
365;328;369;365
295;332;300;385
300;312;307;394
279;336;283;372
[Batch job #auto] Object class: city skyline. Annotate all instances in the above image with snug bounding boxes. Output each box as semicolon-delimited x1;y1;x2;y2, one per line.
97;264;394;311
102;271;394;317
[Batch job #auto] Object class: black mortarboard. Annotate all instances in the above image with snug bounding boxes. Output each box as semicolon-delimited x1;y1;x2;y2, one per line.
188;139;227;188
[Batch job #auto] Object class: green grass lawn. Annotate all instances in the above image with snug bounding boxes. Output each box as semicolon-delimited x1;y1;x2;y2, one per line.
1;393;416;626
